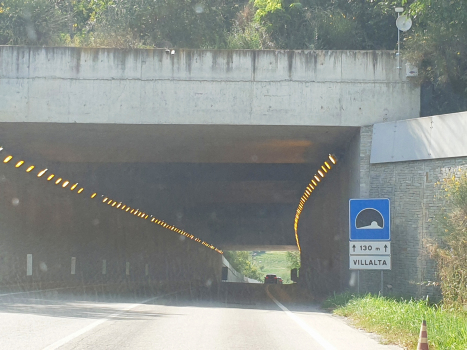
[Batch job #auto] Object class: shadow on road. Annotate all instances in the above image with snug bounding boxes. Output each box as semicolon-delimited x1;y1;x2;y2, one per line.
0;282;327;320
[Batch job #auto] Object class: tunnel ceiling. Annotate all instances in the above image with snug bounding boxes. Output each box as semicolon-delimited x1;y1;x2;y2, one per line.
0;122;358;249
0;123;357;164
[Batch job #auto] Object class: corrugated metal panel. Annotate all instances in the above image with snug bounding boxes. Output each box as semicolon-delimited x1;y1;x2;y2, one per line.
371;112;467;163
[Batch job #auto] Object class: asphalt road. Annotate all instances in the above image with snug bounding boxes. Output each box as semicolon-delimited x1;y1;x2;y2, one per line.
0;286;402;350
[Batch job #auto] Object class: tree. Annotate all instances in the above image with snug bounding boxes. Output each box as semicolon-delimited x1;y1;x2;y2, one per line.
87;0;247;48
225;2;273;49
251;0;399;50
0;0;247;48
286;251;300;270
0;0;65;45
55;0;111;42
404;0;467;97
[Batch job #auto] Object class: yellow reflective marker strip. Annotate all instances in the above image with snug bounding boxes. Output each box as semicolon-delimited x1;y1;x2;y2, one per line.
294;155;337;252
0;149;224;254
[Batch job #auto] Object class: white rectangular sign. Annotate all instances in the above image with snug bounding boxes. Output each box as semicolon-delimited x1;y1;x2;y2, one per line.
349;241;391;255
71;257;76;275
27;254;32;276
350;255;391;270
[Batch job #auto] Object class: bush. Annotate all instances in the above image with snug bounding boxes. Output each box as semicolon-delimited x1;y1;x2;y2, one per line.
325;293;467;349
286;251;300;270
431;172;467;309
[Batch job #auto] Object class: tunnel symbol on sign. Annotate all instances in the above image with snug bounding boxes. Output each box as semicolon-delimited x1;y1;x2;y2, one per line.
355;209;384;229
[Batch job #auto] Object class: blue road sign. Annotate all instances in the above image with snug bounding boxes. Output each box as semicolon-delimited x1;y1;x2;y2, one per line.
349;198;390;241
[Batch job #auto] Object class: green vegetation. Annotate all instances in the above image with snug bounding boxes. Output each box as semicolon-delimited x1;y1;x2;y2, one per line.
0;0;65;45
285;251;300;270
320;165;467;349
0;0;244;48
0;0;466;103
251;251;296;284
323;172;467;348
431;171;467;309
324;293;467;349
252;0;399;50
223;251;264;281
405;0;467;98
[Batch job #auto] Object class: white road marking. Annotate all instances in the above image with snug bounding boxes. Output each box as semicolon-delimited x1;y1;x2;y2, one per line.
266;287;337;350
42;296;159;350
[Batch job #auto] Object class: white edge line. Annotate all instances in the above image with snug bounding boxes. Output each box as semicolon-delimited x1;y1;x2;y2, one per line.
266;286;337;350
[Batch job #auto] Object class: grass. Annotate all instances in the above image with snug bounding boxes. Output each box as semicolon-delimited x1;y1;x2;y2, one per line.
251;251;292;284
323;292;467;349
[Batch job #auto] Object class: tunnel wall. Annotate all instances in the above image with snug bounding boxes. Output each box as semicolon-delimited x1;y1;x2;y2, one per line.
299;133;361;295
0;161;222;290
0;46;419;127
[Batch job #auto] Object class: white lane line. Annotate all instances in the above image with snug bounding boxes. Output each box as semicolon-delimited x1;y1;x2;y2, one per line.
266;287;336;350
42;296;158;350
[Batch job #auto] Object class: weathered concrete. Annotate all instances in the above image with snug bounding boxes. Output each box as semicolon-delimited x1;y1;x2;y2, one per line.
0;46;419;126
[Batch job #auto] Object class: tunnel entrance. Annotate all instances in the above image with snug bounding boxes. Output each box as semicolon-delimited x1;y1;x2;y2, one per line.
0;122;360;294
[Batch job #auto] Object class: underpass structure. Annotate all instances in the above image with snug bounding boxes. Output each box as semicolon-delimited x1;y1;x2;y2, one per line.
0;46;438;297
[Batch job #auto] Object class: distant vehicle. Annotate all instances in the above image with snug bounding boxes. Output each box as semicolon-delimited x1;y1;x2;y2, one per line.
276;277;283;284
264;274;279;284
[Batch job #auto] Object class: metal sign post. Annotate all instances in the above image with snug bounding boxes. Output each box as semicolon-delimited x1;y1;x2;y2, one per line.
381;271;384;296
357;270;360;295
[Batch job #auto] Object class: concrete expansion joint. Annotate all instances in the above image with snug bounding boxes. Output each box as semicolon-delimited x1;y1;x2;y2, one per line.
10;77;412;84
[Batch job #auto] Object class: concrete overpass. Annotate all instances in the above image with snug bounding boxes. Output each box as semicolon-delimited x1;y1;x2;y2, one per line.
0;46;425;295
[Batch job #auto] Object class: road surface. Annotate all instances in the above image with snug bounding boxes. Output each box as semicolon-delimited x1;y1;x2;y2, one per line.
0;286;401;350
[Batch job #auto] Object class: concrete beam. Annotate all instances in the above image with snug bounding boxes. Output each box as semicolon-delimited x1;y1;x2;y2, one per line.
0;47;420;126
